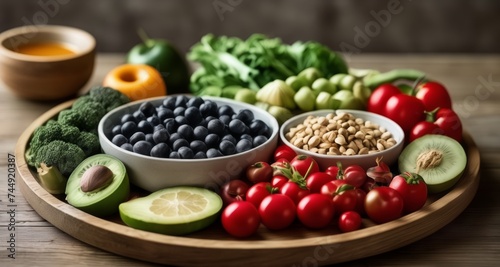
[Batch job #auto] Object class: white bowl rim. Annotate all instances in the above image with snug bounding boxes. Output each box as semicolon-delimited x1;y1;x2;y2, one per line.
0;25;95;61
98;95;280;163
279;109;405;160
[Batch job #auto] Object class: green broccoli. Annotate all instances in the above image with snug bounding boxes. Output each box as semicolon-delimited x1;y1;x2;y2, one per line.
88;85;130;112
34;140;86;177
76;131;101;157
58;101;106;131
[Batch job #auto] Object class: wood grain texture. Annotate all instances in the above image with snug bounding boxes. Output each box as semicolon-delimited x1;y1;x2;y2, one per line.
1;54;499;267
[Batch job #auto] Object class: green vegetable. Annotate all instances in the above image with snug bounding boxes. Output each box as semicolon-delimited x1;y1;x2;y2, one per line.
126;29;191;94
37;163;67;195
285;75;310;92
333;90;365;110
297;67;323;86
188;34;348;95
234;89;257;104
364;69;426;89
294;86;316;111
34;140;86;177
87;86;130;112
316;91;341;110
311;78;337;95
266;105;294;125
256;80;296;110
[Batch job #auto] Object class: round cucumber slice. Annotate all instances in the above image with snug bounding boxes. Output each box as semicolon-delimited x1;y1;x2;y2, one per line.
66;154;130;217
398;135;467;194
119;187;222;236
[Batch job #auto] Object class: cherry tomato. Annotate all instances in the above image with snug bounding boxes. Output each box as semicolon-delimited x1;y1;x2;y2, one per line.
385;94;426;134
415;81;452;112
290;155;319;178
320;179;348;196
410;108;463;142
220;179;249;206
332;184;358;215
274;144;297;162
364;186;404;224
271;159;291;176
389;172;428;214
280;181;310;205
342;165;367;188
410;121;443;142
271;175;288;189
353;188;367;215
246;182;276;208
246;161;273;184
259;194;296;230
324;165;339;179
297;193;335;229
338;211;362;233
306;171;334;193
221;201;260;238
367;84;401;116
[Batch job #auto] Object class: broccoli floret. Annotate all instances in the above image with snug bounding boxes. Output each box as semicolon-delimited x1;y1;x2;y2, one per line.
88;85;130;112
58;109;84;129
76;131;101;157
34;140;86;177
58;102;106;131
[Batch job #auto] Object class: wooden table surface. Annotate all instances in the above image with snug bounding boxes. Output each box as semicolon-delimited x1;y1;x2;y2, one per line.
1;54;499;266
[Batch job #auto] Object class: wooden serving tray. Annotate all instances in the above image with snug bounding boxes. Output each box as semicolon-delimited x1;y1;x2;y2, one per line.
16;100;480;267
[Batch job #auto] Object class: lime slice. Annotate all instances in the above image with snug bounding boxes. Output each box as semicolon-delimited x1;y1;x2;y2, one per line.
119;187;222;235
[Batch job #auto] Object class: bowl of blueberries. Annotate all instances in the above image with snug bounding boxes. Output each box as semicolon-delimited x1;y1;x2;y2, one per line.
98;95;279;192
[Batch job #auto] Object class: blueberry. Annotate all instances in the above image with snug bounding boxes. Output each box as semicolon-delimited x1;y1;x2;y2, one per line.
240;134;253;142
177;124;194;140
194;151;207;159
129;132;146;145
249;119;272;137
234;109;254;124
112;125;122;136
157;108;174;121
138;120;154;134
222;134;237;145
173;138;189;151
190;140;208;153
112;134;128;147
153;128;169;144
205;133;220;148
169;151;181;158
145;133;155;144
229;119;249;135
200;100;218;117
204;115;217;123
187;96;205;108
193;125;209;141
173;106;186;117
120;113;136;124
218;105;235;117
184;106;203;126
253;135;268;147
236;138;253;153
175;95;189;108
120;143;133;152
154;124;165;132
175;115;189;126
164;118;176;134
219;115;231;126
207;119;225;136
121;121;137;138
139;101;156;117
163;96;177;110
150;143;171;158
206;148;223;158
219;140;236;155
133;110;146;122
133;140;153;156
147;115;161;126
178;146;194;159
168;132;183;147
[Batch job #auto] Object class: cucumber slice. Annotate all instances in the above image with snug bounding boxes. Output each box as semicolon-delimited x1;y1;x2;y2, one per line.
119;187;222;235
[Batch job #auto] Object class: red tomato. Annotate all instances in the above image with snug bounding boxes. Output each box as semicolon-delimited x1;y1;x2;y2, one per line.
290;155;320;178
271;175;288;189
410;121;443;142
221;201;260;238
306;172;335;193
342;165;367;188
220;179;249;207
246;182;275;208
338;211;362;233
297;193;335;229
364;186;404;224
280;181;310;205
385;94;426;134
415;81;452;112
324;165;339;178
367;84;401;116
332;184;358;215
410;108;463;142
353;188;367;215
246;161;273;184
320;179;348;196
389;172;428;214
274;144;297;162
259;194;296;230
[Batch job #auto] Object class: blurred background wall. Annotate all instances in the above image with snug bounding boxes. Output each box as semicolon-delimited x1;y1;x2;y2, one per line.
1;0;499;55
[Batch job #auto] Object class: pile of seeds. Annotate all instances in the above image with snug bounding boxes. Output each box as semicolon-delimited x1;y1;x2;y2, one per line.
284;112;397;156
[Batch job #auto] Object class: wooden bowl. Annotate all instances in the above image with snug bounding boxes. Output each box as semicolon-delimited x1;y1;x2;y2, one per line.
0;25;95;101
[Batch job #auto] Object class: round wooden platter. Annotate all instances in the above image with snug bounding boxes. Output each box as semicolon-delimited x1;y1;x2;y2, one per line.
16;99;481;267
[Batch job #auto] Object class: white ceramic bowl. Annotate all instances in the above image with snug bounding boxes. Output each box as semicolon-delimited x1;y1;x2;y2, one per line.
98;96;279;192
280;109;405;170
